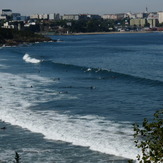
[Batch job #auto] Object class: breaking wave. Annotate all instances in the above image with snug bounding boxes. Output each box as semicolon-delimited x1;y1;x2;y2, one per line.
23;53;41;64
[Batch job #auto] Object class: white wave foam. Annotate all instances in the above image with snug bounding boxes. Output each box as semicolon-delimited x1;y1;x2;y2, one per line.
86;68;92;72
0;108;139;160
0;72;140;160
23;53;41;64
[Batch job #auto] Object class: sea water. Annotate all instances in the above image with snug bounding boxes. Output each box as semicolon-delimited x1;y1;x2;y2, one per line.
0;33;163;162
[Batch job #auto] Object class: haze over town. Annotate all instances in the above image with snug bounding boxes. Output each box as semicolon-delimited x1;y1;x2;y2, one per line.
0;0;163;15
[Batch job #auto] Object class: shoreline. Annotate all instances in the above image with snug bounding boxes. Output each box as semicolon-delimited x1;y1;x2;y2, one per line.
72;31;154;35
0;40;56;48
0;31;157;47
0;37;56;47
40;30;155;36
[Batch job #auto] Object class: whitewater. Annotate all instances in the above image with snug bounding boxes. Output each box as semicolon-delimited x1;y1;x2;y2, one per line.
0;71;138;159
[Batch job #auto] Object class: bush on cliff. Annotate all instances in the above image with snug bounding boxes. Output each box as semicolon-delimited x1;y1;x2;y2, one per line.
133;109;163;162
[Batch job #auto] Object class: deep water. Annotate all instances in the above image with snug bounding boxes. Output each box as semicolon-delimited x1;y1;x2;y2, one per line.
0;32;163;162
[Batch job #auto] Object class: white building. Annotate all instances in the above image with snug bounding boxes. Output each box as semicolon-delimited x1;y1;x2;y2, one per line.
49;13;60;20
39;14;49;20
0;15;7;20
158;12;163;23
30;14;39;19
147;12;158;19
2;22;14;29
126;12;136;19
62;14;79;20
102;14;117;20
135;13;143;19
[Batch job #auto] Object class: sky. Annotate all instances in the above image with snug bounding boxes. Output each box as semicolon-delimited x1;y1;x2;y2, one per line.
0;0;163;15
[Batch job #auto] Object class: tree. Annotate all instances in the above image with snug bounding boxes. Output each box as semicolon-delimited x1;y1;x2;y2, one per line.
133;109;163;162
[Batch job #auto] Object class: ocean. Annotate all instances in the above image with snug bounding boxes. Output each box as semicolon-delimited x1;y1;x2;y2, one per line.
0;32;163;162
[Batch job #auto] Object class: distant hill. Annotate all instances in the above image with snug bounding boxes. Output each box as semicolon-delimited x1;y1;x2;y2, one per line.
0;28;54;46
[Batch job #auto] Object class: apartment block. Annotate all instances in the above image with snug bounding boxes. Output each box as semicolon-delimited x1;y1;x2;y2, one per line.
30;14;39;19
147;19;158;28
2;9;12;16
49;13;60;20
158;12;163;23
130;18;146;27
102;14;118;20
62;14;79;20
102;13;127;20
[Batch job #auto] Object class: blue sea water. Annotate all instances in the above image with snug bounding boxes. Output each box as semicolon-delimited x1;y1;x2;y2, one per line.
0;32;163;162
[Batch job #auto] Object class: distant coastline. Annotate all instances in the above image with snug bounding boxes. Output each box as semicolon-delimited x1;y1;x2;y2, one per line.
0;29;156;47
71;31;154;35
40;31;154;36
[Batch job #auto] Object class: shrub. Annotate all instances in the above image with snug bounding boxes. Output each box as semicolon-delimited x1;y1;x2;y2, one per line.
133;109;163;162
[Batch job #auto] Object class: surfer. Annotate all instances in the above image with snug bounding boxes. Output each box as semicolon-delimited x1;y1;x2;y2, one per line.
0;127;6;130
90;86;96;90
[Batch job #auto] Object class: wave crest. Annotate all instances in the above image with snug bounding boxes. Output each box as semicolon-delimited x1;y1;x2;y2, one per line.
23;54;41;64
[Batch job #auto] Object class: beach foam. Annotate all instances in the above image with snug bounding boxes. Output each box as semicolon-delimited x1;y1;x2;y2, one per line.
0;72;139;160
0;108;139;160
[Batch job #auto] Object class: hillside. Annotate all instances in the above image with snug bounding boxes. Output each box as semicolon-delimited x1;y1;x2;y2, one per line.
0;28;54;46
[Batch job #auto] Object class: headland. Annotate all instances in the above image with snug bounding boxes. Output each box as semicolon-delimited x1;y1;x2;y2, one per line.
0;28;55;47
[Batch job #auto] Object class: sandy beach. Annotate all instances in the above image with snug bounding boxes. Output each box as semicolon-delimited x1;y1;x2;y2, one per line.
40;30;154;36
70;31;154;35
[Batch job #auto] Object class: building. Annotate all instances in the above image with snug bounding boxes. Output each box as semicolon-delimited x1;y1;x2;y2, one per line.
130;18;158;28
12;13;21;21
102;13;127;20
86;14;101;19
62;14;80;20
126;12;136;19
2;9;12;16
49;13;60;20
147;13;158;28
30;14;39;19
2;21;24;30
158;12;163;23
116;13;127;20
130;18;146;27
147;12;158;19
13;16;29;21
38;14;49;20
147;19;158;28
102;14;118;20
0;15;7;20
135;13;143;19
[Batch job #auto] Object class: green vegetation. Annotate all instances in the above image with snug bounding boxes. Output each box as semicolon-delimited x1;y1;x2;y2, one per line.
41;19;130;33
0;28;52;46
133;109;163;162
68;19;115;33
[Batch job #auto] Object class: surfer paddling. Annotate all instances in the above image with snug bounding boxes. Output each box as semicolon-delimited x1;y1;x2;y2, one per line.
0;127;6;130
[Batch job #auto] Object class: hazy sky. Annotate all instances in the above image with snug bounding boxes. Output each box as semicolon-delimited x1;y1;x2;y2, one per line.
0;0;163;15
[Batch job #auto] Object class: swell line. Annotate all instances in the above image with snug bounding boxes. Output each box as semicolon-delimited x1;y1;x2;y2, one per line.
41;60;163;86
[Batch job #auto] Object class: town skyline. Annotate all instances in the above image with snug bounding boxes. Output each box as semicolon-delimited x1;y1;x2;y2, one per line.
0;0;163;15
